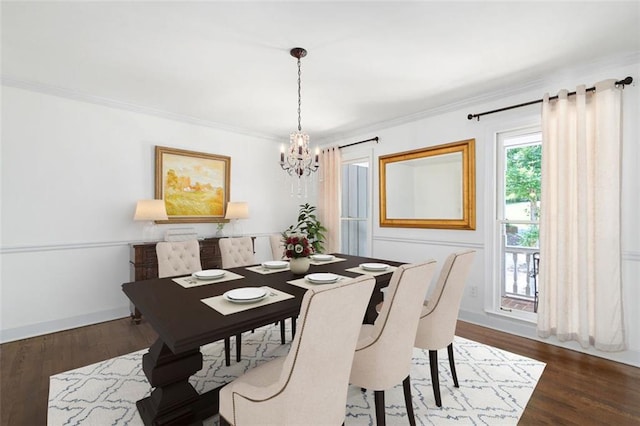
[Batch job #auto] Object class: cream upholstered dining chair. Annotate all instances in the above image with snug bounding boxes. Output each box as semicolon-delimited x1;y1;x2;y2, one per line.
218;237;290;363
269;234;286;260
218;237;257;365
349;260;438;426
218;275;376;426
156;239;235;366
219;237;256;267
414;249;475;407
155;239;202;278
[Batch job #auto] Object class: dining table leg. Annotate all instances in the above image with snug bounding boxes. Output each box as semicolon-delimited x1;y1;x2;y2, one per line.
136;338;204;425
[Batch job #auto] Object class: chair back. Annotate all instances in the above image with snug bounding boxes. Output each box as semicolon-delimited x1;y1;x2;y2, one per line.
227;275;375;425
219;237;255;268
349;260;437;389
414;250;476;350
269;234;286;260
155;240;202;278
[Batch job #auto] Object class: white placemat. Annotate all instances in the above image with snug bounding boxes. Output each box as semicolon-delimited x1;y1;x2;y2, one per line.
344;265;398;276
287;274;352;290
172;271;245;288
309;256;347;266
200;286;294;315
245;264;290;275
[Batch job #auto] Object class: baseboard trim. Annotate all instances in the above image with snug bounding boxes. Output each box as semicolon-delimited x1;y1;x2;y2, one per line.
0;306;131;344
459;309;640;368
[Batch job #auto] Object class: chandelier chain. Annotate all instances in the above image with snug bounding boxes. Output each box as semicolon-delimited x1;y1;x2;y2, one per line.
297;57;302;132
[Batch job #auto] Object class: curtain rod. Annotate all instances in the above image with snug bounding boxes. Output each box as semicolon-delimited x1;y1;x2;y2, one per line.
339;136;379;149
467;76;633;121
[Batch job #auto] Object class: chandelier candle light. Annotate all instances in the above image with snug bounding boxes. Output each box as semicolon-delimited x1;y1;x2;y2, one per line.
280;47;319;197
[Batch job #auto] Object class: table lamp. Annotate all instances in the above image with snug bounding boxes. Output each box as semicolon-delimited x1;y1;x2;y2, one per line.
224;201;249;237
134;199;168;241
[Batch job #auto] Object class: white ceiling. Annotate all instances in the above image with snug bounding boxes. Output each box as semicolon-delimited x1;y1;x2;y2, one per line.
2;1;639;141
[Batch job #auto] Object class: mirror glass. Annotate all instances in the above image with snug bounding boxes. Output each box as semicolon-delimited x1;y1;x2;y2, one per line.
379;139;475;229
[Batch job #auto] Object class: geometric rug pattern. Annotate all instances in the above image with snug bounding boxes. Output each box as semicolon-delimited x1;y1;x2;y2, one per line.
48;324;545;425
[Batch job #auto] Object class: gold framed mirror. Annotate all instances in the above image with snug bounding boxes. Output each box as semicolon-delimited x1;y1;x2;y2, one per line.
379;139;475;230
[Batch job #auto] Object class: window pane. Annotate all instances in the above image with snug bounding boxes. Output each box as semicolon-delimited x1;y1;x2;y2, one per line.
341;162;368;256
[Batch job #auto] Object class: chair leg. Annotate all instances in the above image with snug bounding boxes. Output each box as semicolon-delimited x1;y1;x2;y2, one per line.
374;390;386;426
291;316;297;339
402;375;416;426
235;333;242;362
224;337;231;367
447;343;459;388
429;350;442;407
280;320;286;344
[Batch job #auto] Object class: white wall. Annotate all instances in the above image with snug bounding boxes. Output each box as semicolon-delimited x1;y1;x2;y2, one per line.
0;86;304;342
2;59;638;368
332;58;640;366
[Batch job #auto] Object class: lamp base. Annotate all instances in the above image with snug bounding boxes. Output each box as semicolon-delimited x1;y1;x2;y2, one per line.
230;219;243;237
142;221;158;242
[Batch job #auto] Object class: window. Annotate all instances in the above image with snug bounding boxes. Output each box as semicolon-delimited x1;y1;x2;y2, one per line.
495;128;541;320
340;159;370;256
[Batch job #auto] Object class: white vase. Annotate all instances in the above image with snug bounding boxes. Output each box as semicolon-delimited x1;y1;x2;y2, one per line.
289;257;310;274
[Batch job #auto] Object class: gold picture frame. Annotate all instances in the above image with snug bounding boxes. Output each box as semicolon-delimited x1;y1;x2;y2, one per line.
379;139;476;230
154;146;231;223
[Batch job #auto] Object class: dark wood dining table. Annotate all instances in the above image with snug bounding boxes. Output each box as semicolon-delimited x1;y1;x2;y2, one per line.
122;253;403;425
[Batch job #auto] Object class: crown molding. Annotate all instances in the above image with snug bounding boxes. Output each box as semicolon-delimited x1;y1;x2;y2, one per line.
4;50;637;146
317;50;640;144
1;75;282;142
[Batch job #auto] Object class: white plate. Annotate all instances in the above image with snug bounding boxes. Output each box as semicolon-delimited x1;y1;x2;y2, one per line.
310;254;334;261
262;260;289;269
223;287;267;303
193;269;226;280
359;263;390;272
305;273;340;284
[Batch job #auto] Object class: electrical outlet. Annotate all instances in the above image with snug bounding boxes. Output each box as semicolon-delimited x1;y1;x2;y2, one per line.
470;286;478;297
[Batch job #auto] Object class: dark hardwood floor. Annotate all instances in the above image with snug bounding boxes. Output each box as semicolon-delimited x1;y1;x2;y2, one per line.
1;318;638;425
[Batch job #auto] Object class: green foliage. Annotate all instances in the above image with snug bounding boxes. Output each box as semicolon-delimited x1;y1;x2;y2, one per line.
520;225;539;248
284;203;327;254
505;144;541;221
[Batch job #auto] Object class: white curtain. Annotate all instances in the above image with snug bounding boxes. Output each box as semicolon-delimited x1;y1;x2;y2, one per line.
318;146;341;253
538;79;625;351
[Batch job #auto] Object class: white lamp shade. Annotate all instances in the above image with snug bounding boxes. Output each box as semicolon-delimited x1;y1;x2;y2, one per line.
134;200;168;221
225;202;249;219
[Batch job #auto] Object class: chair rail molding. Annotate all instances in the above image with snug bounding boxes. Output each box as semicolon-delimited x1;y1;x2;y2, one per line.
373;236;483;249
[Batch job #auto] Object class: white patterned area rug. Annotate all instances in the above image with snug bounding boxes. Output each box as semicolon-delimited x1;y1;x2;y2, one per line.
48;325;545;425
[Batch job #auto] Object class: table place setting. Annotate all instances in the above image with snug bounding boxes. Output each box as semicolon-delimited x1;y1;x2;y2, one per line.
345;262;397;276
200;286;295;315
172;269;245;288
308;253;348;265
245;260;290;275
287;272;352;290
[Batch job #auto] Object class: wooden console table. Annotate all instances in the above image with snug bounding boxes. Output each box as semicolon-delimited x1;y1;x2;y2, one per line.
129;237;255;323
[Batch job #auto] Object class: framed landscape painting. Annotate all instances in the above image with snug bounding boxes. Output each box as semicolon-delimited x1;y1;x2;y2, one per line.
154;146;231;223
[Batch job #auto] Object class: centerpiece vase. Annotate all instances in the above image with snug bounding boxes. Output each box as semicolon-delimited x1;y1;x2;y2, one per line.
289;257;310;274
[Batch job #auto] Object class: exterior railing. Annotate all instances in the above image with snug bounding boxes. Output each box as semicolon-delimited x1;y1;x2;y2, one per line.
503;245;538;300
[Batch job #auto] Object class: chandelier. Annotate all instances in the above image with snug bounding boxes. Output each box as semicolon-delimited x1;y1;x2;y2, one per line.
280;47;319;189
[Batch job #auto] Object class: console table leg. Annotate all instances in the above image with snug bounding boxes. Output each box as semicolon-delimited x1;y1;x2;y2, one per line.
137;338;203;426
131;303;142;324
